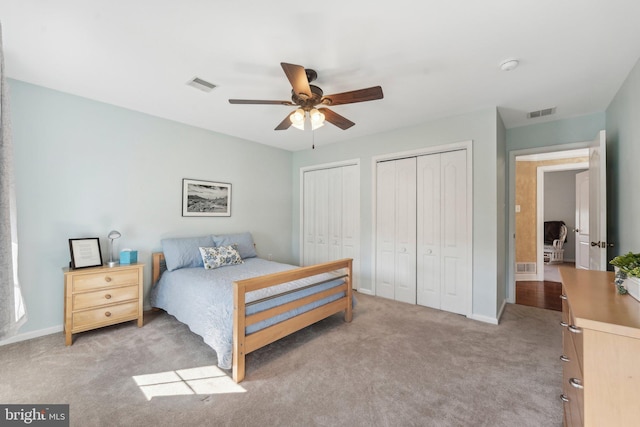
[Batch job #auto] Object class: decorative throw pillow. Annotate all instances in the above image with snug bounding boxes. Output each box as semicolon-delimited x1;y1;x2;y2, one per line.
199;245;244;270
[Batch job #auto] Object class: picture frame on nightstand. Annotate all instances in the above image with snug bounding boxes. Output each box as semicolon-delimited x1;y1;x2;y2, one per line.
69;237;103;269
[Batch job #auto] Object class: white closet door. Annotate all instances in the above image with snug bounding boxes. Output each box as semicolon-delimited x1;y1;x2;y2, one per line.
417;150;467;315
314;169;330;263
328;167;343;261
303;171;316;266
341;165;359;288
439;150;467;315
375;158;416;303
417;154;441;308
375;161;397;300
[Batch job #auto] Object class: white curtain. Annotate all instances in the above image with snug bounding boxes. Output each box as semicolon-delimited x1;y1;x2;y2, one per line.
0;22;27;340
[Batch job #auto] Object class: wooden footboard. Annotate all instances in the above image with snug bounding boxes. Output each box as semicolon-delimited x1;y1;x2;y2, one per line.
151;253;353;383
232;258;353;383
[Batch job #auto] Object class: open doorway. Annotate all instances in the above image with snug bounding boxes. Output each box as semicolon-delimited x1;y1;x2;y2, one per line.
511;149;589;311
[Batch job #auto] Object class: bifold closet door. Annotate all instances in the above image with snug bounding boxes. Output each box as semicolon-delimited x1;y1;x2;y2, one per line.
375;158;417;304
303;168;329;265
417;150;467;315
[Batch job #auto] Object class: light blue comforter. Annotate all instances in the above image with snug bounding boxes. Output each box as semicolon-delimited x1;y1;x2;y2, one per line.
150;258;347;370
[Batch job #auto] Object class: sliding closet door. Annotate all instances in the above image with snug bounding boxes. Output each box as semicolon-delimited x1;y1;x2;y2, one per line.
376;158;417;304
417;150;468;315
341;165;359;284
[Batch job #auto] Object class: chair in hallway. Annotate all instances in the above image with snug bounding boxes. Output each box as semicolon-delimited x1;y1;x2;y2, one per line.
543;220;567;264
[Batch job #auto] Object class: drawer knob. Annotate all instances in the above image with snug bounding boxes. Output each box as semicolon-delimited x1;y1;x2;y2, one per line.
559;321;569;327
559;294;567;300
105;294;112;299
568;325;582;334
105;311;112;317
560;355;570;363
569;378;584;390
560;394;569;403
105;276;112;282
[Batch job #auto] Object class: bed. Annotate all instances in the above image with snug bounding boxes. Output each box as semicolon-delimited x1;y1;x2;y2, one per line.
149;232;353;383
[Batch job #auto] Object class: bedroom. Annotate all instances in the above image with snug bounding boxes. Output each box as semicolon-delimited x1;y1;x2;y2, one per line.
1;1;640;425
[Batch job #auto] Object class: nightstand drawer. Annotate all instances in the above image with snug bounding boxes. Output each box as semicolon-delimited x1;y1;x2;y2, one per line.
72;301;139;331
73;284;139;310
73;269;139;292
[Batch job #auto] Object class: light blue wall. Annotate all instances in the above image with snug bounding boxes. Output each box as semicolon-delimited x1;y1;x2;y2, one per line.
7;79;293;336
292;108;500;320
506;112;606;152
606;57;640;257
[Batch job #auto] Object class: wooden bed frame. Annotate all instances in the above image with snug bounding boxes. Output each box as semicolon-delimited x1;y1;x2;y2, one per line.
151;253;353;383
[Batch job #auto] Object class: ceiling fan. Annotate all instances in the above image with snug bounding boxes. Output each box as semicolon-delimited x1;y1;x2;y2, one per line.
229;62;383;131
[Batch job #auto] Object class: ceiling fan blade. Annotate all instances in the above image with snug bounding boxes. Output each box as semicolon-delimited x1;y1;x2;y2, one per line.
229;99;294;105
321;86;383;106
281;62;312;99
275;112;293;130
318;108;355;130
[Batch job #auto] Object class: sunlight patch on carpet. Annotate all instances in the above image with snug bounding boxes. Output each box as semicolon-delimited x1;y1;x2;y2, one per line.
133;365;246;400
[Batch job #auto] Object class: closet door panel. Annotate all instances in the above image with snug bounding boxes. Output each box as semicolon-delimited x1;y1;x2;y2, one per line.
440;150;468;315
328;167;343;261
394;158;417;304
314;169;330;263
375;161;397;300
417;154;441;308
303;171;316;266
341;165;359;287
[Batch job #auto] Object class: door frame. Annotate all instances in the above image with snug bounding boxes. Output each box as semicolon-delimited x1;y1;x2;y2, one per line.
535;162;588;279
370;140;473;318
508;141;597;303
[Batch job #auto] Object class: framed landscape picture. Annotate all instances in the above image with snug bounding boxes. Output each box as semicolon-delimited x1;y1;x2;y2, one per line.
182;178;231;217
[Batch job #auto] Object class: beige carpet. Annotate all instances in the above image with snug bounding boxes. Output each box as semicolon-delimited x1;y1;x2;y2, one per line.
0;293;562;427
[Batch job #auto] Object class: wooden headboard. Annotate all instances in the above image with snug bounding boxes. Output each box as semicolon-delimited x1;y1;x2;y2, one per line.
152;252;167;285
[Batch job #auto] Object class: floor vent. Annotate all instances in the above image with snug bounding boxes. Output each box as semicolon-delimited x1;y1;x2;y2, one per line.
527;107;556;119
187;77;217;92
516;262;537;274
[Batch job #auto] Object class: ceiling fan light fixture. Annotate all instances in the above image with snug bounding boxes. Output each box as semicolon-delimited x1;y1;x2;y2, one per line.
310;108;325;130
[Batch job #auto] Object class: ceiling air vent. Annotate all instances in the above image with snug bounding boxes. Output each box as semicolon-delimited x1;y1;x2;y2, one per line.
187;77;217;93
527;107;556;119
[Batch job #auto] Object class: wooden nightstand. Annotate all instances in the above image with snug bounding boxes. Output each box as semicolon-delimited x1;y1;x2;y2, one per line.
63;263;144;345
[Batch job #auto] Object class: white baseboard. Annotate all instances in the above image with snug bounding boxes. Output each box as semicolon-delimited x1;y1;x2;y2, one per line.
356;288;374;296
468;313;499;325
0;324;63;346
496;299;507;324
515;273;538;281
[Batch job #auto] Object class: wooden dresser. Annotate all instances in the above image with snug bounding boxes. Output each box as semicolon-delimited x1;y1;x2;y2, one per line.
64;263;144;345
560;267;640;426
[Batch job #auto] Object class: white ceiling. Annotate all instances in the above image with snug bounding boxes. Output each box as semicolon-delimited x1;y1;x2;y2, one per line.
1;1;639;151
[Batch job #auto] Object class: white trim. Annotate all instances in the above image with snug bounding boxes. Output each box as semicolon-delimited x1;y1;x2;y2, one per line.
536;162;588;279
496;299;508;323
371;140;473;318
507;143;594;303
0;324;63;346
515;273;538;281
468;313;499;325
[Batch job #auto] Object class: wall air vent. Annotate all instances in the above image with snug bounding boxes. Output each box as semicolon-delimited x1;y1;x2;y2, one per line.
516;262;536;274
187;77;217;92
527;107;556;119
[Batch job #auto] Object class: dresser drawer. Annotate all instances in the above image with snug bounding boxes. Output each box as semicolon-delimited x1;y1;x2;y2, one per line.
72;301;139;332
72;269;139;292
562;328;584;425
73;284;139;310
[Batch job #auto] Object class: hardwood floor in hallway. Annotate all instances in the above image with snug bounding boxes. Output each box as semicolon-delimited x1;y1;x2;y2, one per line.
515;262;575;312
